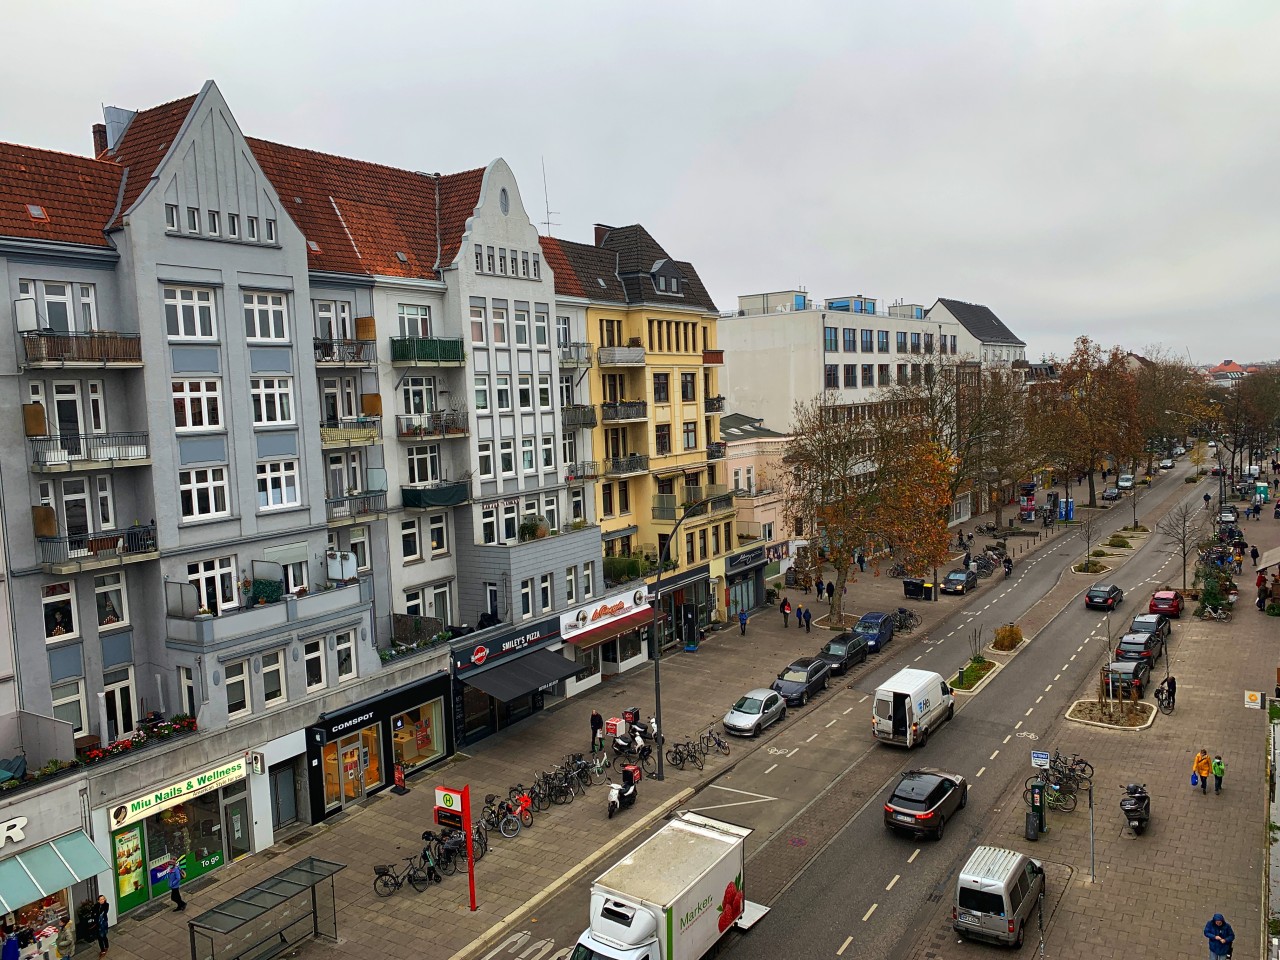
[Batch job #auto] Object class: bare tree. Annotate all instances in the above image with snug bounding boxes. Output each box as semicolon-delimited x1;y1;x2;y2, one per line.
1156;501;1206;591
1077;512;1101;573
1127;479;1147;530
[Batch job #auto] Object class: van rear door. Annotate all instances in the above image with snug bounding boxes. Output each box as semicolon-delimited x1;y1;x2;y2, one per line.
892;692;910;740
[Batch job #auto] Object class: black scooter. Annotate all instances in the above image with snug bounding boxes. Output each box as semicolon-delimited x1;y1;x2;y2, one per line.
1119;783;1150;834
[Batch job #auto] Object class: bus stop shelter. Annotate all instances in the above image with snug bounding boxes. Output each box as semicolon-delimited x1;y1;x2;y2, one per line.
187;857;344;960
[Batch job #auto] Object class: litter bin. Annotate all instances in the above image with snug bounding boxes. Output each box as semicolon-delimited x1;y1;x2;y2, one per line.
903;577;924;600
921;582;937;600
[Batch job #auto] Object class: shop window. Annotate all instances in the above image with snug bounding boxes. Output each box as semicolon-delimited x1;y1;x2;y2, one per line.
43;581;77;641
262;651;286;705
225;660;249;718
336;631;356;681
304;639;326;691
95;572;128;628
618;628;644;662
391;698;446;772
51;678;85;733
574;644;601;683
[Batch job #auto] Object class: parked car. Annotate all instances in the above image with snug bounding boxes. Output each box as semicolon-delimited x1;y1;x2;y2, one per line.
1129;613;1172;645
1158;458;1175;470
1173;446;1187;456
853;612;896;652
1208;440;1218;449
1101;487;1121;502
1103;660;1151;698
722;688;786;737
771;656;831;706
941;568;978;595
815;633;869;675
1084;583;1124;610
1149;590;1184;617
1116;474;1135;491
1114;631;1164;663
1211;465;1225;476
883;768;968;841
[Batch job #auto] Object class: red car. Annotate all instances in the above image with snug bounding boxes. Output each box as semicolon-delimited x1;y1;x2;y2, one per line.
1149;590;1184;617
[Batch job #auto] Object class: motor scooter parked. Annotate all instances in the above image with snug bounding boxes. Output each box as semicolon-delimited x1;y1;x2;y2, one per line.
1119;783;1150;834
607;764;641;818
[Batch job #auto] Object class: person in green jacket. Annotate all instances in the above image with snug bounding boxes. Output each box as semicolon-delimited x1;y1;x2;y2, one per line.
54;919;73;959
1212;755;1226;794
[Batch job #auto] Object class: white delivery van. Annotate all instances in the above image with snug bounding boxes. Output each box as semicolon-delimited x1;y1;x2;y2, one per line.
572;812;767;960
872;668;954;748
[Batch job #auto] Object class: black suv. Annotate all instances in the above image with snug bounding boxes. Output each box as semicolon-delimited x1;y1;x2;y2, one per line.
1114;631;1164;663
771;657;832;706
1128;613;1171;646
815;634;869;675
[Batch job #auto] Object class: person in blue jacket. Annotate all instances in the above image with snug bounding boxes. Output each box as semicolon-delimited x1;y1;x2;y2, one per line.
738;610;748;636
1204;913;1234;956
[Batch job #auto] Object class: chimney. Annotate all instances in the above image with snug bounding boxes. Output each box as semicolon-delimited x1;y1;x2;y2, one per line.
593;224;613;247
92;123;108;157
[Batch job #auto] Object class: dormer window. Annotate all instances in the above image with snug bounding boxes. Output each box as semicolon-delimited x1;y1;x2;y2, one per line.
670;277;679;294
657;276;667;291
26;204;48;221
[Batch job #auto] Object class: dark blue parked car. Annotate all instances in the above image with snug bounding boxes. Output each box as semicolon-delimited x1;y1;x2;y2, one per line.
853;612;895;652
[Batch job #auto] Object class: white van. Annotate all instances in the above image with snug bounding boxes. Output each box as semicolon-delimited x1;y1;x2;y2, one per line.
872;668;954;748
952;845;1045;948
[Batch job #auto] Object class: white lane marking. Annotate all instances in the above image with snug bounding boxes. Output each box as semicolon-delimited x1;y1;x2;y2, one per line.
862;904;878;922
843;707;853;715
1015;720;1022;729
1077;645;1084;652
837;936;853;956
947;630;956;637
826;719;839;728
1036;696;1044;704
914;655;923;662
1003;734;1012;744
908;848;921;863
885;874;900;891
976;766;986;778
1070;654;1077;661
788;747;800;757
1055;674;1062;681
687;784;779;813
806;734;818;743
1045;684;1052;692
859;695;869;703
990;750;999;760
764;763;778;775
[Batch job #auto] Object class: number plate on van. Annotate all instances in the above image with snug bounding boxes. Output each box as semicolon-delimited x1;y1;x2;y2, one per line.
957;912;980;925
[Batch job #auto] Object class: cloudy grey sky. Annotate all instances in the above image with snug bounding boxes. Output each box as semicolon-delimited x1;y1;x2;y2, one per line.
3;0;1276;364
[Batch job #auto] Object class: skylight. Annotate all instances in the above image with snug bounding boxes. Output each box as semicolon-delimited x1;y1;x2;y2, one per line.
26;204;48;221
307;240;321;253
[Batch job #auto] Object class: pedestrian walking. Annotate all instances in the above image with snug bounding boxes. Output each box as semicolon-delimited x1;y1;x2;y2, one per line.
780;597;791;628
1194;749;1212;795
856;551;866;572
802;607;812;632
1204;913;1234;956
963;550;972;570
165;859;186;911
1251;545;1260;566
3;928;19;960
590;709;604;753
1165;675;1176;708
1257;581;1269;611
94;894;110;956
815;575;825;598
55;919;73;960
1212;755;1225;794
738;610;748;636
825;581;834;601
801;576;810;596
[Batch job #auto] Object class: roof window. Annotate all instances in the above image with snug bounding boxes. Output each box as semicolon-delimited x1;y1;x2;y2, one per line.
307;240;321;253
26;204;48;221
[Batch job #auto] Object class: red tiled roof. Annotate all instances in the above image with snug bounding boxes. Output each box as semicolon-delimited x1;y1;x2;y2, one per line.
539;236;585;298
103;94;197;228
1209;360;1246;375
0;142;121;248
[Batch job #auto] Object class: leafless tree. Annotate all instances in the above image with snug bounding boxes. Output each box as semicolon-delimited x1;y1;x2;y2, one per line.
1156;501;1206;591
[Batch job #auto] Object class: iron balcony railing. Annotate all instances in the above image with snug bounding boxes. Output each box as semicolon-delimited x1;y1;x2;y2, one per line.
601;401;647;422
395;411;469;438
561;404;598;429
565;461;599;480
21;331;143;365
558;342;594;367
319;418;381;445
704;395;725;413
389;336;466;364
597;346;646;366
28;432;150;468
325;491;387;522
604;454;649;476
313;338;376;364
37;523;158;566
706;442;727;460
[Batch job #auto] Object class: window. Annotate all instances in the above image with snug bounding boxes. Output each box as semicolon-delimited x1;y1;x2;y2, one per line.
823;327;838;352
522;253;531;278
950;335;957;354
843;364;856;387
402;518;421;561
475;245;483;272
618;480;630;513
824;365;839;389
520;579;533;619
924;332;934;354
492;306;507;344
336;631;356;681
566;567;577;603
878;330;890;353
95;572;128;628
534;309;549;345
896;331;908;353
429;514;448;554
478;441;494;477
602;483;614;517
227;213;239;238
350;526;370;571
243;292;289;340
470;304;486;343
474;375;489;411
843;328;856;352
247;217;258;241
304;639;325;692
653;373;670;404
541;435;554;469
406;444;441;484
179;467;230;520
262;650;286;705
518;375;533;410
562;432;578;467
879;364;891;386
514;308;529;345
521;437;535;472
187;207;199;233
165;204;179;230
531;253;541;279
51;680;85;734
486;246;495;272
404;588;425;617
250;377;294;425
179;666;197;716
861;329;874;352
225;660;250;718
398;303;431;338
208;211;220;235
655;424;671;455
862;364;874;388
256;461;299;510
164;286;217;340
910;332;921;353
284;561;308;594
538;374;552;408
172;379;222;431
712;525;720;554
681;373;696;402
897;364;909;385
188;556;237;614
498;249;507;275
481;508;498;544
504;504;518;541
540;574;552;612
699;529;708;560
685;532;695;564
582;562;593;598
762;521;775;542
683;421;697;450
500;439;515;474
496;375;511;411
42;582;77;641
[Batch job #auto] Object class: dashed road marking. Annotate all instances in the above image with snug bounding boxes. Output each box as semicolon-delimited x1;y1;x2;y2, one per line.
1070;654;1077;661
1015;721;1023;730
976;766;986;778
1025;707;1034;716
1036;696;1043;704
859;695;869;703
843;707;853;715
1054;674;1062;682
908;848;921;863
990;750;999;760
862;904;878;922
837;936;853;956
885;874;899;891
1077;645;1084;652
765;763;777;775
1045;684;1052;692
1003;734;1012;744
826;719;839;728
788;747;800;757
806;733;818;743
914;655;923;662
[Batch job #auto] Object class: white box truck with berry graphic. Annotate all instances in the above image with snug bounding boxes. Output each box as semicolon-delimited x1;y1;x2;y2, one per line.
571;812;768;960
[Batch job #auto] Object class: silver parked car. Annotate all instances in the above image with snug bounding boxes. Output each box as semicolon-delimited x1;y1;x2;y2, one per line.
722;688;786;737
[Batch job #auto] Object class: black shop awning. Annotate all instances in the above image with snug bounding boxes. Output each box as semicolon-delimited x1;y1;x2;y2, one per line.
462;648;581;701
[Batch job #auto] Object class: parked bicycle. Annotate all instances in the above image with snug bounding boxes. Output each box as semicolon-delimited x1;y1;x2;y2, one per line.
481;793;523;838
892;608;921;633
699;723;731;757
1022;781;1077;812
665;739;705;771
372;849;439;896
1154;682;1175;715
1199;605;1232;623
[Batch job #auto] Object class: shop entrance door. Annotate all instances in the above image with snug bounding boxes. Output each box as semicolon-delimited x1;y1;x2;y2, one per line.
339;733;365;805
221;782;251;862
269;765;298;828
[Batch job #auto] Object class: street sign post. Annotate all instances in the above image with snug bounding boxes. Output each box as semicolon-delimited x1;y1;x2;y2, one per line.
1031;750;1050;769
435;785;476;910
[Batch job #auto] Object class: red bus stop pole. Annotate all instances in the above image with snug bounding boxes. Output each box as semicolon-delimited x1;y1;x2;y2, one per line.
462;785;476;911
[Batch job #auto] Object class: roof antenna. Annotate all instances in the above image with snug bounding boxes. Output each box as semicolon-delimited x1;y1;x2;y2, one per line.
540;157;559;236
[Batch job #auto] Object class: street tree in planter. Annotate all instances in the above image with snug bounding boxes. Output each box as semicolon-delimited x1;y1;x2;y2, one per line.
1155;501;1204;591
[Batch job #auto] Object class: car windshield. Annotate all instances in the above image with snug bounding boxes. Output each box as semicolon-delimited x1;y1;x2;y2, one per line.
732;696;762;715
946;573;965;582
854;620;880;635
823;642;847;656
781;669;809;682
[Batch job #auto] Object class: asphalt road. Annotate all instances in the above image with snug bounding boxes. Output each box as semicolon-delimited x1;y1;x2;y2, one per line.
474;467;1203;960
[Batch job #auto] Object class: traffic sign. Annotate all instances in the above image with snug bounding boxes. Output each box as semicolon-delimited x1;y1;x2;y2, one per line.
436;786;463;809
1031;751;1050;769
1244;691;1262;709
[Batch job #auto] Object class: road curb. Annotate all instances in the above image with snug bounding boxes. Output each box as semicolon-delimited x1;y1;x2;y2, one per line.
950;658;1005;697
448;786;696;960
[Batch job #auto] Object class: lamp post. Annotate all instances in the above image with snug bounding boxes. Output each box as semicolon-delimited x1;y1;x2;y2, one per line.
650;488;746;781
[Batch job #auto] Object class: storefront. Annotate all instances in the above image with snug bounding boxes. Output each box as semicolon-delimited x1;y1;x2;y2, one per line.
306;673;453;820
104;756;248;913
451;616;577;747
649;564;710;652
561;587;657;690
0;784;108;957
724;544;768;618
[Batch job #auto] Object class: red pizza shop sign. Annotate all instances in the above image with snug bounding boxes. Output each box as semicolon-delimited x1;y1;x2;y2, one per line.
453;615;561;673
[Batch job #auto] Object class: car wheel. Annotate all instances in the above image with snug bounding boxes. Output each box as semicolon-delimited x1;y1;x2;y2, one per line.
780;706;787;722
800;692;809;706
934;816;945;841
1013;924;1023;948
959;785;968;808
752;723;760;737
917;727;929;748
946;703;954;722
822;676;829;690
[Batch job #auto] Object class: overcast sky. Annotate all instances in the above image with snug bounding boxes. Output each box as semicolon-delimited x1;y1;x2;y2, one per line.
3;1;1276;365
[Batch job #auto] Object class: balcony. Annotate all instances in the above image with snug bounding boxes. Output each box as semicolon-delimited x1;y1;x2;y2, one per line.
653;485;733;522
604;454;649;477
28;432;151;473
652;495;677;522
558;342;594;367
704;395;725;414
565;461;599;481
325;491;388;526
402;480;470;510
561;404;598;429
706;442;727;461
21;331;143;368
314;338;376;366
597;345;646;366
319;417;382;447
601;401;647;423
166;578;369;647
38;523;158;574
395;411;470;440
702;349;725;365
389;336;466;366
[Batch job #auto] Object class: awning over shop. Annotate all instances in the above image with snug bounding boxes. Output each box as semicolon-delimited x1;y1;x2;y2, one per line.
566;607;657;647
0;831;110;912
1257;546;1280;571
462;648;581;702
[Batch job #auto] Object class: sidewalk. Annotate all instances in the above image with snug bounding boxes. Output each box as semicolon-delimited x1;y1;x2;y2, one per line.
904;476;1274;959
103;509;1070;960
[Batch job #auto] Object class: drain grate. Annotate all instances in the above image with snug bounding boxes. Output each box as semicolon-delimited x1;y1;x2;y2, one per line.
281;829;316;847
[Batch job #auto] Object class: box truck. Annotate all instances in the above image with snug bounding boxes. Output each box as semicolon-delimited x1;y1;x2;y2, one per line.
872;668;954;747
572;812;767;960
